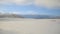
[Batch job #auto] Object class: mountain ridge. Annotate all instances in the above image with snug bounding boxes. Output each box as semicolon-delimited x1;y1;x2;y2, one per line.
0;14;60;19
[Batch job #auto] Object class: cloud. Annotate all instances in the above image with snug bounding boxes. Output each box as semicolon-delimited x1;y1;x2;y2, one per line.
11;11;38;15
0;10;38;15
23;11;38;15
34;0;60;8
0;0;60;8
15;11;39;15
0;0;32;5
0;10;5;14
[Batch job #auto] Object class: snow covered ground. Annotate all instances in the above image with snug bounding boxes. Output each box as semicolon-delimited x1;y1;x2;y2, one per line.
0;18;60;34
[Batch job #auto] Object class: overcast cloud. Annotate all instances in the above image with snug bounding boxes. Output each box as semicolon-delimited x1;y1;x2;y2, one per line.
0;0;60;8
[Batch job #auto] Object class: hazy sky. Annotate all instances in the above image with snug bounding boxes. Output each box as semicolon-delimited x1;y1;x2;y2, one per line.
0;0;60;16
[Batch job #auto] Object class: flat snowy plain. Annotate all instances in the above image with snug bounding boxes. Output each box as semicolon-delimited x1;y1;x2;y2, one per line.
0;18;60;34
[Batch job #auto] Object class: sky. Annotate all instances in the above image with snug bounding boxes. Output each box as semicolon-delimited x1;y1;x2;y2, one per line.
0;0;60;16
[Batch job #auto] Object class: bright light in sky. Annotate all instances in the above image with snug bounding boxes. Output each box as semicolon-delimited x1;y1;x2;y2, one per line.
0;0;60;16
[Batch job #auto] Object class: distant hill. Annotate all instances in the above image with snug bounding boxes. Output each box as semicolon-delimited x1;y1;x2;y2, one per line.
0;14;60;19
0;14;24;18
21;15;60;19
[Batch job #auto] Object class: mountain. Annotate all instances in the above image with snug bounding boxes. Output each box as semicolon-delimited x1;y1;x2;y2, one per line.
21;15;60;19
0;14;24;18
0;14;60;19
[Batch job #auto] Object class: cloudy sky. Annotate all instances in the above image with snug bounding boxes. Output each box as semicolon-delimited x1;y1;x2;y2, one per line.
0;0;60;16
